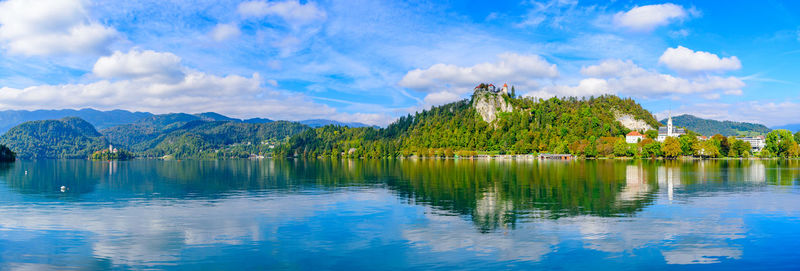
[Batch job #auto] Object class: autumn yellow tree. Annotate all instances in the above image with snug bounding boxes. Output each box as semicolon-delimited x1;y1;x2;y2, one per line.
662;137;681;159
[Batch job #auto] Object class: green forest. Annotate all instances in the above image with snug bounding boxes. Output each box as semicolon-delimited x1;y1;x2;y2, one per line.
1;115;308;160
662;114;771;136
277;92;658;158
277;89;800;159
0;144;14;162
2;88;799;160
0;117;109;159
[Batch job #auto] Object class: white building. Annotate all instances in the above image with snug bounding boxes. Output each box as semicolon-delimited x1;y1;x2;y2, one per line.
626;131;644;143
657;115;685;142
738;136;766;153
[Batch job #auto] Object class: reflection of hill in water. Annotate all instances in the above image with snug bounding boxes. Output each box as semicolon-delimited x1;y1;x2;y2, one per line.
0;160;104;196
1;159;798;231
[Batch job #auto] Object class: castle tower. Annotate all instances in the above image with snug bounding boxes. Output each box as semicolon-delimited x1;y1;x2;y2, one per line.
501;83;508;95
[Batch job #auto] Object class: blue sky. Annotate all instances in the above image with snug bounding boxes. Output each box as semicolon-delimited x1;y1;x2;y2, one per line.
0;0;798;127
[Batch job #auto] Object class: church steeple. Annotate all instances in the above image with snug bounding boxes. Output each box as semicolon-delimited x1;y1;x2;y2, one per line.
666;113;674;137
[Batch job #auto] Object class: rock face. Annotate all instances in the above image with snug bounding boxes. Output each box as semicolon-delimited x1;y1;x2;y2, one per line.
614;111;654;131
472;89;513;123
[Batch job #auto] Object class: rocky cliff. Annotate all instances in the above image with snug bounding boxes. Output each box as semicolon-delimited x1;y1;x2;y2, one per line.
472;89;513;123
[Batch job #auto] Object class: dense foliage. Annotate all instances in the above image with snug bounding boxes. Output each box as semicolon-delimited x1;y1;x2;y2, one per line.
0;144;15;162
277;94;661;158
663;114;771;136
90;149;134;160
140;120;308;159
0;117;109;159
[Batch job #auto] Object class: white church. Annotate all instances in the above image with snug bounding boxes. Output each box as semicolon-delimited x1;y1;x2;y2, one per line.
656;115;685;142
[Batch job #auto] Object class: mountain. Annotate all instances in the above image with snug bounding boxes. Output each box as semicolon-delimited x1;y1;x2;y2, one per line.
194;112;241;122
243;118;274;123
0;108;152;134
0;117;109;159
101;112;310;158
661;114;771;136
100;113;203;151
299;119;377;128
277;88;660;158
143;120;308;158
772;123;800;133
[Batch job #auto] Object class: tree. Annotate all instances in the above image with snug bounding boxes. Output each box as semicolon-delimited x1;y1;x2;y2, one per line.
585;137;598;157
766;129;796;157
795;131;800;145
696;140;720;158
662;137;681;159
729;138;751;158
642;141;662;158
789;142;800;158
678;135;698;156
613;140;630;157
758;148;773;158
644;130;658;139
0;144;14;162
511;86;516;98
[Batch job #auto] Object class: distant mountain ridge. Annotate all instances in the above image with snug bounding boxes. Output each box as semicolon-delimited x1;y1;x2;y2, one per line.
0;109;374;137
660;114;770;136
772;123;800;132
0;109;153;134
299;119;378;128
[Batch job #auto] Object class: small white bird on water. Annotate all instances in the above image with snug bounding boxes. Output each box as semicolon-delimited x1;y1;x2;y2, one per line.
60;186;66;192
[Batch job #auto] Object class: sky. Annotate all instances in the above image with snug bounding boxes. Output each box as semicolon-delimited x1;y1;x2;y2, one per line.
0;0;798;127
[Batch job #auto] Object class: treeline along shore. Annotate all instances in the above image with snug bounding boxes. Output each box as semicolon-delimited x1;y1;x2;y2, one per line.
1;84;799;160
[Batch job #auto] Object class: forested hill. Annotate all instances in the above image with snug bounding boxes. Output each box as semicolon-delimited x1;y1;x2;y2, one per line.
101;114;308;158
0;117;109;159
0;108;153;134
277;90;660;158
662;114;770;136
0;113;310;159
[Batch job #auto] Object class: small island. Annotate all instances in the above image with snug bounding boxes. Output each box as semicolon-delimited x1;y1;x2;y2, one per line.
90;145;134;160
0;144;15;162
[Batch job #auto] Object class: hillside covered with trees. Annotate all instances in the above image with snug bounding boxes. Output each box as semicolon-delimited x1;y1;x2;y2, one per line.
663;114;771;136
0;117;109;159
1;112;310;160
277;89;661;158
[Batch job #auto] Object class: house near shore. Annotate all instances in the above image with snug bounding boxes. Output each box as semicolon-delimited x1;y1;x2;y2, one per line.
738;136;766;152
626;131;644;143
656;115;685;142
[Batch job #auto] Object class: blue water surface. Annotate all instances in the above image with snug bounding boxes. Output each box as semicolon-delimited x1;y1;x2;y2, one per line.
0;159;798;270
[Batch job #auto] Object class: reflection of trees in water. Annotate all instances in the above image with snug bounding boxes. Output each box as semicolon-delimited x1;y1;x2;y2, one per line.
648;160;800;196
0;160;105;196
4;159;798;231
384;160;659;232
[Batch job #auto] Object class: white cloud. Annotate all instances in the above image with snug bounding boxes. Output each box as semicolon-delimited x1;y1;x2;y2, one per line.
400;53;557;93
210;23;241;42
534;59;744;99
93;50;185;83
0;0;117;56
238;0;326;26
528;78;612;99
580;59;645;78
0;49;393;126
399;53;558;106
423;91;462;106
613;3;688;32
659;46;741;73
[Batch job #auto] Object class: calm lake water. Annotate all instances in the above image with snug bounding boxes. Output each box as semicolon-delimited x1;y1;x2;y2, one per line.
1;159;799;270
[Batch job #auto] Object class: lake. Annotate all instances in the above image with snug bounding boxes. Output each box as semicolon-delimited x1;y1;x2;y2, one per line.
1;159;799;270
